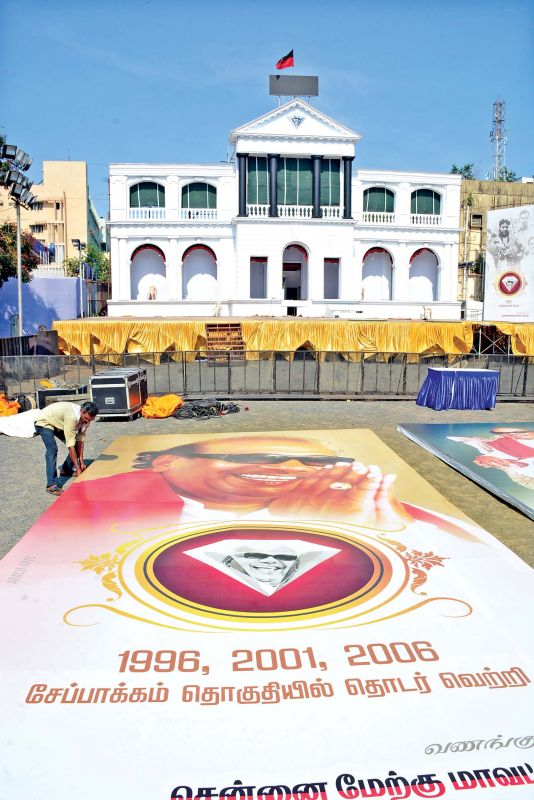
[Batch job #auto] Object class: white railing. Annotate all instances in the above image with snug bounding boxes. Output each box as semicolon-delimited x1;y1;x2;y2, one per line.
246;204;270;218
180;208;217;221
32;265;68;277
278;205;313;218
321;206;342;219
128;207;166;220
410;213;442;226
245;205;341;220
361;211;396;224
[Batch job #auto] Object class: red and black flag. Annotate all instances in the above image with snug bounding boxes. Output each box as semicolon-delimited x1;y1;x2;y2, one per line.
276;50;294;70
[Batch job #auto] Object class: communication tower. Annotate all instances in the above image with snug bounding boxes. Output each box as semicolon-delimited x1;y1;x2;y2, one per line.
490;100;507;180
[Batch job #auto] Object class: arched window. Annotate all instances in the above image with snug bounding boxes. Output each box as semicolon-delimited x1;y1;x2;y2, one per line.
411;189;441;215
181;182;216;209
182;244;217;300
361;247;392;301
130;244;167;301
363;187;394;213
129;182;165;208
409;248;438;301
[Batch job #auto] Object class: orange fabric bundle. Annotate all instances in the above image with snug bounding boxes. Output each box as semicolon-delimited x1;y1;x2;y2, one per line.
0;394;20;417
141;394;183;419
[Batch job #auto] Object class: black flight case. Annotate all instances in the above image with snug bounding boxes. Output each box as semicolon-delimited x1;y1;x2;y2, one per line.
89;367;148;419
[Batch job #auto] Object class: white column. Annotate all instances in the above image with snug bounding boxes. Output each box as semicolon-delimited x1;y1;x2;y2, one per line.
393;242;410;300
166;176;179;221
308;252;323;301
268;251;283;301
436;264;444;302
350;243;365;301
167;238;180;299
118;238;129;300
110;235;120;300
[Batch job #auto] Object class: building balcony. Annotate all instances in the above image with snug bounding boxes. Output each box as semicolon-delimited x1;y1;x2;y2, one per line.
361;211;396;224
410;213;442;226
245;204;343;219
128;207;166;220
180;208;217;220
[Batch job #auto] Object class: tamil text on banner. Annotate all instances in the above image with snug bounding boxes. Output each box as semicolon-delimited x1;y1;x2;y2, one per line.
1;430;534;798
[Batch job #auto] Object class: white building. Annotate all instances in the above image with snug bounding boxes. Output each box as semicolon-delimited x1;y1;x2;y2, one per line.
108;99;462;320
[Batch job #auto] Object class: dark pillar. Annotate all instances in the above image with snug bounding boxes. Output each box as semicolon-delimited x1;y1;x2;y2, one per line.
312;155;323;218
268;154;279;217
343;156;354;219
237;153;248;217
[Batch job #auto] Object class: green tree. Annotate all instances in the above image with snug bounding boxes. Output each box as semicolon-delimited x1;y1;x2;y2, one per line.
64;244;110;282
496;166;518;182
450;163;475;180
0;223;39;288
86;244;110;282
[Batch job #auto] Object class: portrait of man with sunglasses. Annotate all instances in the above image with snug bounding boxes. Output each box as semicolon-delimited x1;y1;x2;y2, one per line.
129;434;411;529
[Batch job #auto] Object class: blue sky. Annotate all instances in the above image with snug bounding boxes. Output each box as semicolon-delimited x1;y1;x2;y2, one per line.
2;0;533;218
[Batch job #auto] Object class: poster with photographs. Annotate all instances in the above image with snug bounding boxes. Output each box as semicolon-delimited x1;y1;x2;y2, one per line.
1;430;534;799
484;204;534;321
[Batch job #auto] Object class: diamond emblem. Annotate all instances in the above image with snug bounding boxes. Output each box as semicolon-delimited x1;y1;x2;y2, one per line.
184;539;340;596
291;115;304;128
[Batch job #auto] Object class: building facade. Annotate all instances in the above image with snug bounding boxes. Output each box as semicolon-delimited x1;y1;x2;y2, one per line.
108;100;462;320
0;161;104;265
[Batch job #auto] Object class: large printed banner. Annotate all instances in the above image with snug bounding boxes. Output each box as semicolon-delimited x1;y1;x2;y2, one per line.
2;430;534;799
484;204;534;321
398;422;534;520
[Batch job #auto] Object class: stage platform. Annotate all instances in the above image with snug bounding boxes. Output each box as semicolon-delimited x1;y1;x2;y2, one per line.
52;317;534;360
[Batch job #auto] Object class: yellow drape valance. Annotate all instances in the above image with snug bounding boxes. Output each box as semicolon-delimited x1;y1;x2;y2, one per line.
52;319;534;360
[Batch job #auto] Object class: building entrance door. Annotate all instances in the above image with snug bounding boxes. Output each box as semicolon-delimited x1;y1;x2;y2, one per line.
283;262;301;316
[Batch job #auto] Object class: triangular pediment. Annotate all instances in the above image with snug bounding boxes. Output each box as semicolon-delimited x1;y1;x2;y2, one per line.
230;99;361;144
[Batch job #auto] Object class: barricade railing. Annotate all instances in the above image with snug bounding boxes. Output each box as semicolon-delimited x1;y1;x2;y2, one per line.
1;351;532;401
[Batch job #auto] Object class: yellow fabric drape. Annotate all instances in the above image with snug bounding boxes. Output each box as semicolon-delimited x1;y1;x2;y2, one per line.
53;319;207;363
53;319;534;359
493;323;534;356
240;320;475;358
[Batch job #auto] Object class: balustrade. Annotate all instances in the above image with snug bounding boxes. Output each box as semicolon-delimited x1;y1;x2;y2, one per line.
321;206;342;219
246;204;269;217
180;209;217;220
128;208;166;220
278;205;313;218
361;211;396;224
410;213;442;226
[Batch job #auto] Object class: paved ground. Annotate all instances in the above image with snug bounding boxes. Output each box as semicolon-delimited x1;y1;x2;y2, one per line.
1;400;533;564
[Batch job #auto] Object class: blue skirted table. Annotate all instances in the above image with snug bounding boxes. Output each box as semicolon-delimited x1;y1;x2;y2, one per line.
416;368;499;410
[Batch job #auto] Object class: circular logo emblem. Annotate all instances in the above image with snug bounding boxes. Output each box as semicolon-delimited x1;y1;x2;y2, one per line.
496;270;525;296
122;520;407;628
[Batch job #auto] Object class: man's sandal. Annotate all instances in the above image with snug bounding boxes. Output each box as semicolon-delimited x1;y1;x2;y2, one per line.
46;485;63;496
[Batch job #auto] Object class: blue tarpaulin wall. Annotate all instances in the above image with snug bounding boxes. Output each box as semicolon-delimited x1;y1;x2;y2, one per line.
0;276;84;336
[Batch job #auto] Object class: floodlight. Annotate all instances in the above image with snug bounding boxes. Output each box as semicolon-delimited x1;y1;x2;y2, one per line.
1;144;17;159
6;169;20;186
15;148;28;165
22;156;33;171
10;182;24;198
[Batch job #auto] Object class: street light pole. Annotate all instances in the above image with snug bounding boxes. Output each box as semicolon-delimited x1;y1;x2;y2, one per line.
78;246;84;318
0;144;35;340
16;202;23;337
71;239;86;318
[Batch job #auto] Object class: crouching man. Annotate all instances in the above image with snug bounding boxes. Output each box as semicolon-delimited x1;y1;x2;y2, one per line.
34;400;99;496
